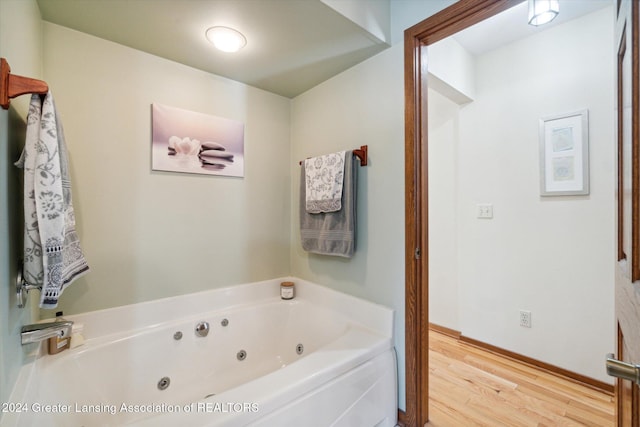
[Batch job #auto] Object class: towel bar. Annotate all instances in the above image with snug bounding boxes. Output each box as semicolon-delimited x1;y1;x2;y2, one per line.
16;266;41;309
299;145;368;167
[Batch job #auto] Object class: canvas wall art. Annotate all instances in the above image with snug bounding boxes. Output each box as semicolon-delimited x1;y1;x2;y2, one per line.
152;103;244;177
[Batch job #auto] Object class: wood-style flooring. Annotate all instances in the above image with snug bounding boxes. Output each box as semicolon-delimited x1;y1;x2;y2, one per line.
426;330;615;426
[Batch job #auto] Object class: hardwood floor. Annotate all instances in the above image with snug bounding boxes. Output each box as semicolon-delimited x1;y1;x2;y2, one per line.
426;330;615;426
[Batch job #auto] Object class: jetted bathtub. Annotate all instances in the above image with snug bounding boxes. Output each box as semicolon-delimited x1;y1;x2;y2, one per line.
1;278;397;426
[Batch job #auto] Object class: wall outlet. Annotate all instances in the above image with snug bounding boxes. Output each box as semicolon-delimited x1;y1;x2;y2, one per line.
519;310;532;328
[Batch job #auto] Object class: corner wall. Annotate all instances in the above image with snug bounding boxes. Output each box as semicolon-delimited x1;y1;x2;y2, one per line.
428;88;461;331
290;43;407;409
289;0;461;411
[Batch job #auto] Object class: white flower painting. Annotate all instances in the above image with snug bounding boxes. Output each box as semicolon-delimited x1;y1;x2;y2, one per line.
151;103;244;177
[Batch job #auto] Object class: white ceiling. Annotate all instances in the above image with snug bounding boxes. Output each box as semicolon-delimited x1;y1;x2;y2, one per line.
35;0;613;99
454;0;612;56
35;0;389;98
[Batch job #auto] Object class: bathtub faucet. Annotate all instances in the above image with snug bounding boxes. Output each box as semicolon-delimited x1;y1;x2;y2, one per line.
20;321;73;345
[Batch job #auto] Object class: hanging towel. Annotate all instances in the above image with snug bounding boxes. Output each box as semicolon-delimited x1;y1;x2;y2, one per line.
300;151;357;258
304;150;346;213
15;92;89;309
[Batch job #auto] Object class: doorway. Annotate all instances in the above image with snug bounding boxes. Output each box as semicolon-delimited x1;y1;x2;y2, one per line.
403;0;621;425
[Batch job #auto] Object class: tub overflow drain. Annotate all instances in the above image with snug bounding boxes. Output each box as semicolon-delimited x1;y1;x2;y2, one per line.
237;350;247;361
296;343;304;355
157;376;170;390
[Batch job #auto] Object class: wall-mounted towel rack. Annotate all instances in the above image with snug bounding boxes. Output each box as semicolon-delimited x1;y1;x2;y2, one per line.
299;145;368;167
0;57;49;110
16;261;41;309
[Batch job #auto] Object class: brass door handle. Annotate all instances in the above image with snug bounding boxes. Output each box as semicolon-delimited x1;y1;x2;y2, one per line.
606;353;640;383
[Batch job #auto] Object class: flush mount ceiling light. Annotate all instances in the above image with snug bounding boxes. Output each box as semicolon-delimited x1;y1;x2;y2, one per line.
528;0;559;26
205;26;247;53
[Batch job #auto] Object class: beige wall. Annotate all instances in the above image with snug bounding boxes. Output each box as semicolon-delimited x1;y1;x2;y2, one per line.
41;23;292;315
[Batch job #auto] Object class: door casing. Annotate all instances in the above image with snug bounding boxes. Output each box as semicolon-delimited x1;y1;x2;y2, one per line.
403;1;520;424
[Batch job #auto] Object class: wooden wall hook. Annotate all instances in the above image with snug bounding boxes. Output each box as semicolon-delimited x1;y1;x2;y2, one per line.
1;57;49;110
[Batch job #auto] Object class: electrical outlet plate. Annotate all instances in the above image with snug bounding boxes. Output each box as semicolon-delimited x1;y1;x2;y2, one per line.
519;310;532;328
476;204;493;219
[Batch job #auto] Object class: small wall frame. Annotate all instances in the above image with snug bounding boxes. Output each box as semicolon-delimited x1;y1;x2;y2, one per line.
539;109;589;196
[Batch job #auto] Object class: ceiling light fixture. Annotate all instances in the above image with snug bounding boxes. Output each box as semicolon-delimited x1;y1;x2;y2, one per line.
527;0;559;26
205;26;247;53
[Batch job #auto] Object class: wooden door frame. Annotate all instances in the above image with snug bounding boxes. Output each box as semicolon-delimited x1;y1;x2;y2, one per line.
403;1;541;425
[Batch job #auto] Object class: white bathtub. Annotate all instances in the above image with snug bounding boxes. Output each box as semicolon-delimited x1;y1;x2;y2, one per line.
2;278;397;426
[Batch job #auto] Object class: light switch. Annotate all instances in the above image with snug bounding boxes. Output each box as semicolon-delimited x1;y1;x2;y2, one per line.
476;203;493;219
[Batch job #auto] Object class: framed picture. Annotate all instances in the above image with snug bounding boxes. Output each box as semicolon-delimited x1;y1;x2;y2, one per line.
151;103;244;178
539;109;589;196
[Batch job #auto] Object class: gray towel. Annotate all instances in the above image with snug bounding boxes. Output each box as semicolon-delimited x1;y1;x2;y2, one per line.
300;150;357;257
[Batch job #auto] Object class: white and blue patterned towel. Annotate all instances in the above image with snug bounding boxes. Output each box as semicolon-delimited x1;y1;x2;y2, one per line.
15;92;89;308
304;151;346;213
